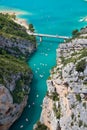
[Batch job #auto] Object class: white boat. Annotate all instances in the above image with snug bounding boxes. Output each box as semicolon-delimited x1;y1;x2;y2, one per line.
28;105;31;108
40;74;44;78
20;125;23;128
36;94;39;98
26;118;29;122
45;53;48;56
32;102;35;105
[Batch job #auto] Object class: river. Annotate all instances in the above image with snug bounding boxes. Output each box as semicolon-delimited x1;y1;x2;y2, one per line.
0;0;87;129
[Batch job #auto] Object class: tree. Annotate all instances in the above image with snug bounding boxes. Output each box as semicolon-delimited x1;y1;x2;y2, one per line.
28;24;34;32
72;29;80;37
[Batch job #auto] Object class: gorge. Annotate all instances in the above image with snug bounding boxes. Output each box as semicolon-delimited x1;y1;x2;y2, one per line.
0;0;87;130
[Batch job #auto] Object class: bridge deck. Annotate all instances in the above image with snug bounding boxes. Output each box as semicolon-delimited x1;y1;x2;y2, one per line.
27;31;69;39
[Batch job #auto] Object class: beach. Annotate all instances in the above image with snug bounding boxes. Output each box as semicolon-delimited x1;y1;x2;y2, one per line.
0;10;29;29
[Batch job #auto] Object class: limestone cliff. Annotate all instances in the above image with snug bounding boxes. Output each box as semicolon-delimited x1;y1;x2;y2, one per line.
38;28;87;130
0;34;36;58
0;13;36;59
0;13;36;130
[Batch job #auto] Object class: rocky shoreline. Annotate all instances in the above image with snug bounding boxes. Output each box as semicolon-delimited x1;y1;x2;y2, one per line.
35;28;87;130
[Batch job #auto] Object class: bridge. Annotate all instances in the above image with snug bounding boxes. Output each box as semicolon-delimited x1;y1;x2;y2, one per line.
27;31;69;42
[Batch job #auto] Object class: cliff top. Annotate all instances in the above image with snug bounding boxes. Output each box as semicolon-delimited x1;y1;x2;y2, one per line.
0;13;36;43
39;27;87;130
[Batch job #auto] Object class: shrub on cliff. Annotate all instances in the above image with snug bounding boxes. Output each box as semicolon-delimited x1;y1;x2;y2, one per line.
72;29;80;37
76;94;81;102
49;92;59;101
53;103;61;119
76;59;86;72
35;121;48;130
28;24;35;32
0;53;32;103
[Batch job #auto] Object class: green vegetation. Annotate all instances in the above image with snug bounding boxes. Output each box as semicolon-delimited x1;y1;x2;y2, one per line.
83;102;86;109
78;113;80;118
11;14;16;19
76;94;81;102
65;29;80;43
76;59;86;72
71;113;74;120
71;51;80;56
62;56;76;65
0;13;35;104
53;103;61;119
0;13;36;43
84;123;87;127
12;79;29;103
71;104;76;109
29;24;34;32
0;53;30;75
35;121;48;130
61;48;87;67
72;29;80;38
47;76;51;80
0;47;27;61
0;52;32;103
49;92;59;101
79;49;87;59
78;120;83;127
83;80;87;85
71;122;74;126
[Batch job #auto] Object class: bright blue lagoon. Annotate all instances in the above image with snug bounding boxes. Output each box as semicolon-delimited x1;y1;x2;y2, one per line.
0;0;87;130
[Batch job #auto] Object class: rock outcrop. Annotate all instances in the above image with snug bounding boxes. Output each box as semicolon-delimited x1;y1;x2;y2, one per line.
0;58;33;130
0;13;36;130
0;35;36;58
0;85;28;130
39;28;87;130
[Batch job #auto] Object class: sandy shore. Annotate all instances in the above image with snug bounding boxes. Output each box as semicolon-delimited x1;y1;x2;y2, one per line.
0;10;29;29
14;18;29;29
0;9;29;16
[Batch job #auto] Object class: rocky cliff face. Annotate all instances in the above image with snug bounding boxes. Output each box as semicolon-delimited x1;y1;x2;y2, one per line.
40;29;87;130
0;13;36;130
0;55;33;130
0;85;28;130
0;34;36;58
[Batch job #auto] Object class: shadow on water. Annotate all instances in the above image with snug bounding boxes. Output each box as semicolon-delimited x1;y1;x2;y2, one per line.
9;76;40;130
36;39;64;44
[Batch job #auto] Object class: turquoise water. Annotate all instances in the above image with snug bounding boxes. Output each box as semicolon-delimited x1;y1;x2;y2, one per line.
0;0;87;130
